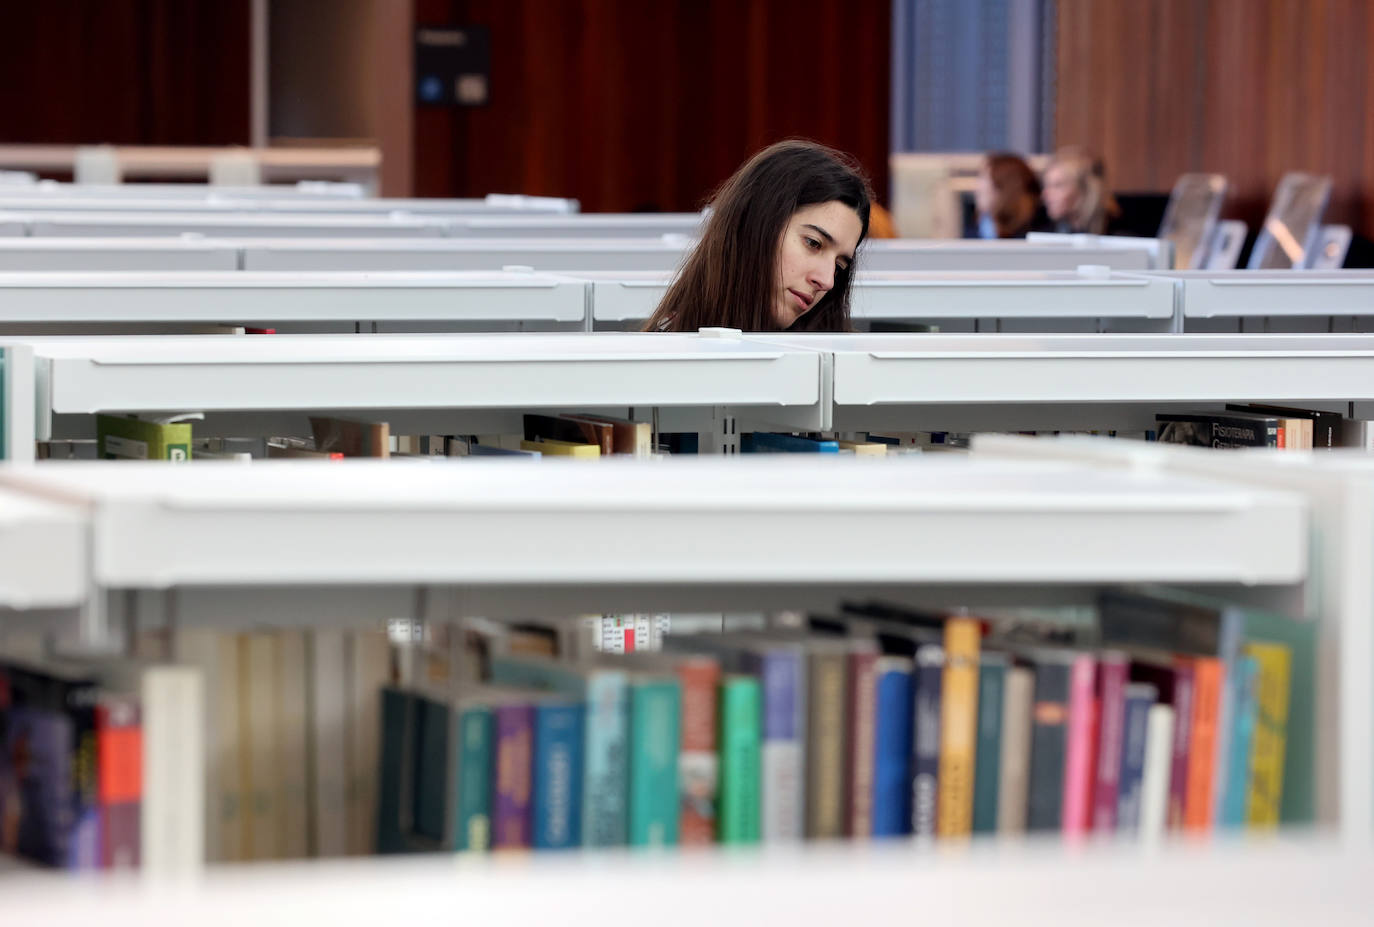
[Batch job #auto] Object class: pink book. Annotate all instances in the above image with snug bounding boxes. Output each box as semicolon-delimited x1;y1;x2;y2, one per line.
1060;654;1097;836
1091;652;1129;832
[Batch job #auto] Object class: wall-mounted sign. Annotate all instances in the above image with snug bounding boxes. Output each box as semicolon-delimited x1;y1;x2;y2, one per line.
415;26;491;107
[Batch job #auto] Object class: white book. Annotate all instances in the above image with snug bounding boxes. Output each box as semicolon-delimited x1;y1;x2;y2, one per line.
996;666;1034;834
348;629;392;855
1139;704;1176;846
762;742;804;842
309;628;351;857
276;630;310;859
173;629;242;863
141;666;205;878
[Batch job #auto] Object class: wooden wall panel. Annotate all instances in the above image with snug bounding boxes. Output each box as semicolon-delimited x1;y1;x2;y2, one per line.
414;0;890;213
0;0;251;147
1057;0;1374;236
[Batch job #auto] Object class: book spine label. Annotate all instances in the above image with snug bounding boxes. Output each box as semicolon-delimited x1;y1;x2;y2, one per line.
937;619;980;838
532;703;584;850
996;667;1034;834
911;646;943;838
95;694;142;869
1183;658;1223;832
844;651;878;838
971;658;1006;834
1167;663;1196;830
1115;687;1155;832
1221;656;1260;828
455;707;494;851
492;704;534;849
1139;704;1176;844
1245;643;1292;828
760;651;803;842
718;677;762;844
628;681;680;846
1091;653;1128;832
871;666;914;837
676;659;721;845
1026;660;1070;832
1062;655;1098;836
804;653;846;839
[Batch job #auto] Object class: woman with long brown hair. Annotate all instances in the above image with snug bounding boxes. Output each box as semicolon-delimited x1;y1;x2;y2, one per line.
644;140;873;333
974;152;1047;239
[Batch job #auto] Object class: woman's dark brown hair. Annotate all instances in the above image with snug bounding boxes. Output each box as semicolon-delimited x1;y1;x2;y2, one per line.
984;152;1041;238
644;140;873;333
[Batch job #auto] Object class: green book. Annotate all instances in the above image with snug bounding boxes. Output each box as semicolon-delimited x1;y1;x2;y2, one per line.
96;414;193;460
454;703;495;851
717;675;762;844
627;673;680;846
971;653;1008;833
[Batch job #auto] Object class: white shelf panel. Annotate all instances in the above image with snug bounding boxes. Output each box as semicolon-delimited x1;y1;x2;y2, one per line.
1153;270;1374;318
862;239;1154;272
24;332;821;414
0;456;1305;589
241;237;692;272
0;271;586;323
1;837;1367;927
19;210;449;239
0;193;575;217
0;485;87;609
441;213;704;238
580;270;1174;323
750;333;1374;405
0;238;240;271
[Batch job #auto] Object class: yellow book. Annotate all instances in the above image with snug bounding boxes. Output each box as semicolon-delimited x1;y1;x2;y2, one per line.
1245;641;1292;828
937;617;980;837
520;438;601;458
837;440;887;456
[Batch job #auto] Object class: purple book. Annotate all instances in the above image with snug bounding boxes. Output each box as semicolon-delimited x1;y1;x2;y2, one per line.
492;702;535;849
1092;652;1129;831
3;707;72;866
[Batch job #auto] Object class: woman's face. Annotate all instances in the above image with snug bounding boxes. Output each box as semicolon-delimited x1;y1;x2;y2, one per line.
1042;164;1079;221
773;200;863;328
975;167;997;215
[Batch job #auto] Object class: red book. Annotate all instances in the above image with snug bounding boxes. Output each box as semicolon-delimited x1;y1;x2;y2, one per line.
1183;657;1224;832
675;657;721;845
1092;652;1129;831
95;693;142;869
844;650;879;838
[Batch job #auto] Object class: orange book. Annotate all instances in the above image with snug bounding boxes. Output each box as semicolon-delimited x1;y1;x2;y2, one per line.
1182;656;1224;832
936;617;981;838
675;656;721;845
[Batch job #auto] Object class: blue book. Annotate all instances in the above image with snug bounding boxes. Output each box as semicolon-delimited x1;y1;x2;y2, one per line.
1221;655;1260;828
531;699;585;850
911;644;943;837
871;658;914;837
1115;682;1156;832
741;432;840;453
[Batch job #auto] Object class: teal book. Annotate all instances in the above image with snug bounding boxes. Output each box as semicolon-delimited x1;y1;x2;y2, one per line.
453;701;494;852
489;654;628;846
1220;655;1260;828
376;687;450;855
627;673;681;846
718;675;762;844
531;699;584;850
971;653;1008;833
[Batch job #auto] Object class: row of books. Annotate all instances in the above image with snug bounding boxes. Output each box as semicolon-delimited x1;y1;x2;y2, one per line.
378;590;1297;852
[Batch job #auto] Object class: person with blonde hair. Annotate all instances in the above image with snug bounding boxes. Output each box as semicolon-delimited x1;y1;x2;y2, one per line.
1042;147;1118;235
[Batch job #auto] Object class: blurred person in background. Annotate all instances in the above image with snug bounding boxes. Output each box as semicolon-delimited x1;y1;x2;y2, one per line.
973;152;1050;239
1042;146;1120;235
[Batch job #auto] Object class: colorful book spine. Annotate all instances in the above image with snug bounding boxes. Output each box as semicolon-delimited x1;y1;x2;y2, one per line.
532;701;584;850
1245;642;1292;828
95;692;142;869
1115;683;1157;833
628;678;680;846
1183;657;1223;832
741;432;840;453
996;666;1034;834
454;705;494;851
1167;662;1195;830
1091;652;1129;832
804;651;846;839
911;644;944;838
1220;656;1259;829
937;618;980;838
1026;656;1071;833
971;654;1007;834
718;675;762;844
1210;606;1246;828
1139;704;1176;844
871;658;914;837
845;650;879;838
492;703;534;849
1061;654;1097;837
759;650;804;842
676;657;721;845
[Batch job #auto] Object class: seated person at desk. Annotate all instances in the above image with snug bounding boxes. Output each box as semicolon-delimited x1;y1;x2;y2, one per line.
644;139;872;333
1042;146;1120;235
972;152;1051;239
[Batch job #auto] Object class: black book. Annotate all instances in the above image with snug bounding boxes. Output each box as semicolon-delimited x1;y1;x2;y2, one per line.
1226;403;1342;448
1155;411;1280;448
1025;650;1074;833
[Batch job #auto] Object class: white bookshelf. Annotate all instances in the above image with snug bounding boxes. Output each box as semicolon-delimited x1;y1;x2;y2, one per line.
15;210;451;239
0;193;577;217
861;238;1155;272
240;237;694;272
441;213;705;238
1026;232;1175;271
0;238;241;272
0;484;87;611
1143;270;1374;332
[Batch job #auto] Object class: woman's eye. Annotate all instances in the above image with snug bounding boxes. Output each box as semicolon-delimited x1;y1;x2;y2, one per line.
804;237;821;250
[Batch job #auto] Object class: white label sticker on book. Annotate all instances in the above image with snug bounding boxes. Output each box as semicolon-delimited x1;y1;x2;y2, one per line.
104;434;148;459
